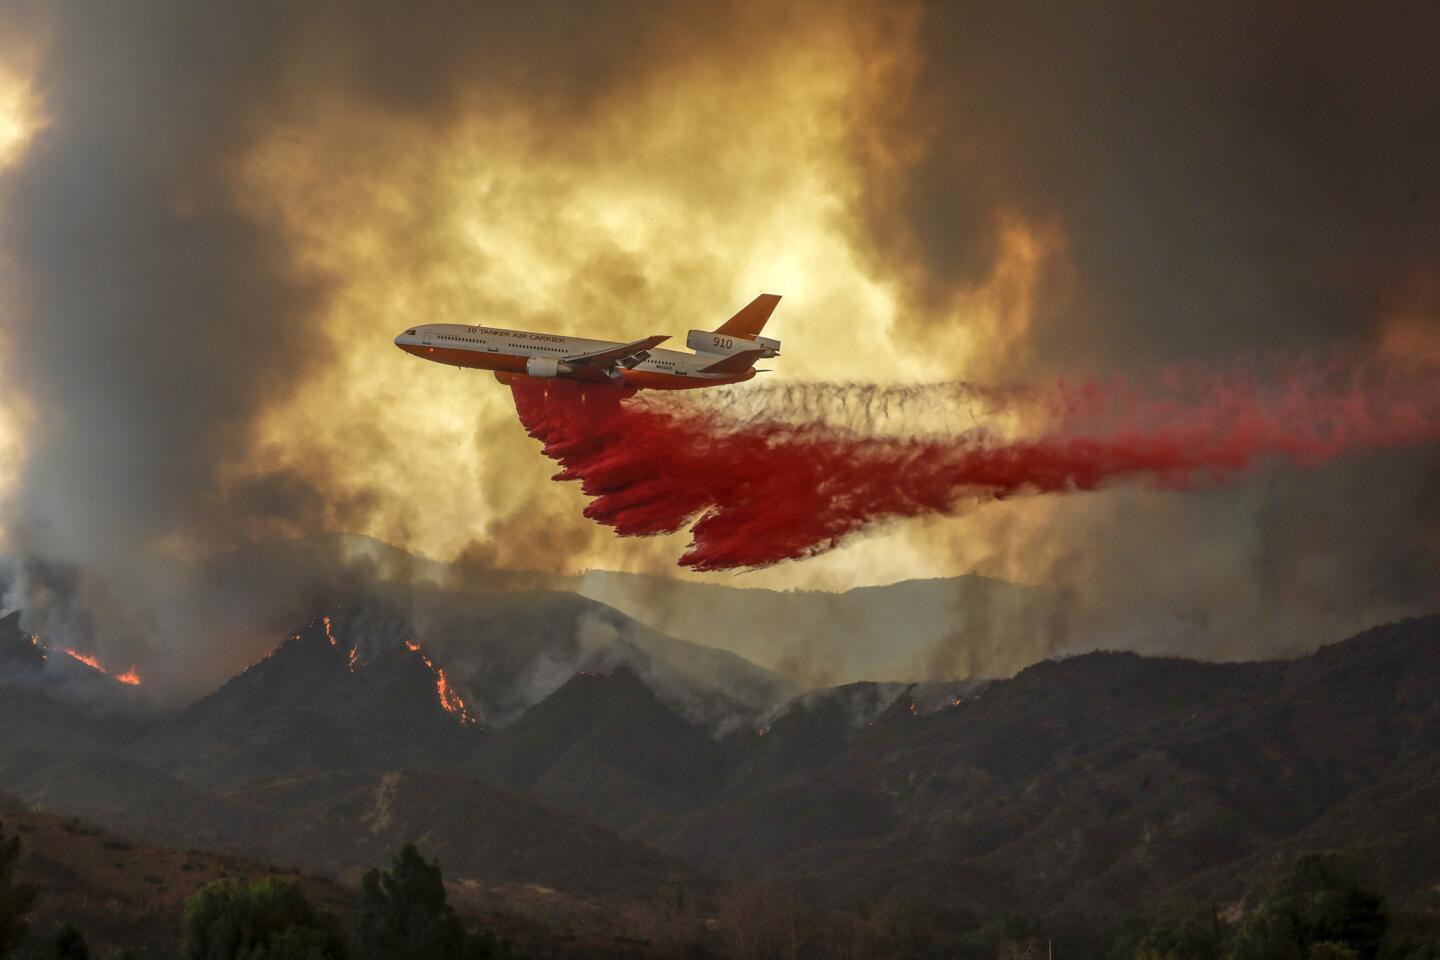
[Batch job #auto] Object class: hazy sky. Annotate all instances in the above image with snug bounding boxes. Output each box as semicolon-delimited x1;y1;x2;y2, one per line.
1;2;1438;676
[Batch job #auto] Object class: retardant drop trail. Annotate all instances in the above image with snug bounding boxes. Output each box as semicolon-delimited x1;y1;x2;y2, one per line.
510;351;1440;571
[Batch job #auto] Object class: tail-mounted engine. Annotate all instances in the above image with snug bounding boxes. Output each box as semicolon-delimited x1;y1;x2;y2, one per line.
686;330;781;358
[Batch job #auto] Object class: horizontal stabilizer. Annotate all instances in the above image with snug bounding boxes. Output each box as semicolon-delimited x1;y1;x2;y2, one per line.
699;348;765;374
714;294;781;338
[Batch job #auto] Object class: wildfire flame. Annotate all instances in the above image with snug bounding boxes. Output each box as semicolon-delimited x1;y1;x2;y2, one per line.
403;640;477;726
321;616;338;647
60;647;141;685
62;648;104;671
242;643;286;674
347;647;358;672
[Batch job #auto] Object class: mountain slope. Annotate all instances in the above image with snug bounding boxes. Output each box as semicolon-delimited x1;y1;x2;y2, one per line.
574;569;1058;683
126;616;484;790
644;617;1440;920
473;667;731;833
185;535;798;728
236;768;698;899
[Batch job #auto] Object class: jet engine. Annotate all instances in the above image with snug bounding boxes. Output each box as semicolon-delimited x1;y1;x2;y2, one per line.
686;330;781;358
525;356;572;378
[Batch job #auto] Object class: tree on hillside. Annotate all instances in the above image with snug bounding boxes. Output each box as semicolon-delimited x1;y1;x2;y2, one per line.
1130;906;1222;959
1378;892;1440;960
51;923;88;960
182;878;348;960
356;844;510;960
1307;944;1359;960
0;822;38;958
1231;852;1387;960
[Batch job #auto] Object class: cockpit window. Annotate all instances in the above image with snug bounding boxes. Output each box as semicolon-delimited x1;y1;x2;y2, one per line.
406;329;417;335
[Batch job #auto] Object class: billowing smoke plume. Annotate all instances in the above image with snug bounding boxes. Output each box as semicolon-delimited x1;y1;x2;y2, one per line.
512;348;1440;570
0;0;718;678
2;1;1439;690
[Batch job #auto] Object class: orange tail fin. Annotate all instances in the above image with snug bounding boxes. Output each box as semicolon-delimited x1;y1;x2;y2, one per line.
714;294;782;337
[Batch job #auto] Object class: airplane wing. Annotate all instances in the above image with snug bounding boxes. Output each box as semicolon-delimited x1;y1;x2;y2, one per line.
564;335;669;370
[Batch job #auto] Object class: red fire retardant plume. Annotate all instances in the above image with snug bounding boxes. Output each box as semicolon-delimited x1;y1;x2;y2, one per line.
510;353;1440;571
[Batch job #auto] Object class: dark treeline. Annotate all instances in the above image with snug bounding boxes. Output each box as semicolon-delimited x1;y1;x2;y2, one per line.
4;817;1440;960
0;825;516;960
681;851;1440;960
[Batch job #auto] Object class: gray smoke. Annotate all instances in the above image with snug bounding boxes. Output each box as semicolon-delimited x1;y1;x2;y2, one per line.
3;1;1439;692
0;0;683;675
840;3;1440;657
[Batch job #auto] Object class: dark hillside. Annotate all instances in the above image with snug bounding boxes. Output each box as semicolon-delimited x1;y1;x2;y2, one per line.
6;603;1440;938
126;616;484;789
474;667;730;833
646;618;1440;922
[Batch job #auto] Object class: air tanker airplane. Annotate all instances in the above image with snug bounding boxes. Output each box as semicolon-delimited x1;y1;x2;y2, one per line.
394;294;781;390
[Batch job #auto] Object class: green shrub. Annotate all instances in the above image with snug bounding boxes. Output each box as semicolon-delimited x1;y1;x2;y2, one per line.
182;878;348;960
0;822;38;957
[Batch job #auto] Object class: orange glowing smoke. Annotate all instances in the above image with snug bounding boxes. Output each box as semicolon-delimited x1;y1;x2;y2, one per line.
403;640;478;725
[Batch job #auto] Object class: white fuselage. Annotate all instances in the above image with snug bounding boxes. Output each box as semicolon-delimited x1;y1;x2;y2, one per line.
393;322;766;390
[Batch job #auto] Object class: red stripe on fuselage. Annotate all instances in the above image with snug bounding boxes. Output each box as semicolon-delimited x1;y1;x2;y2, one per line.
397;343;753;390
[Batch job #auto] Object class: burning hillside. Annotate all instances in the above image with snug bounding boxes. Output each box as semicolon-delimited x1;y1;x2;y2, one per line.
60;647;142;685
0;611;144;689
403;638;478;725
233;617;476;727
125;615;485;790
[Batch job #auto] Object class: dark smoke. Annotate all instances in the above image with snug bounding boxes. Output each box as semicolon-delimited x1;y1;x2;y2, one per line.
0;0;693;667
512;349;1440;570
837;3;1440;648
847;5;1440;371
3;1;1440;685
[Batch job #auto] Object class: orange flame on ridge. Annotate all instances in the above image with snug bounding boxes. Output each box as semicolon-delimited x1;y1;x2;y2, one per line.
60;647;142;685
62;648;104;671
403;639;477;725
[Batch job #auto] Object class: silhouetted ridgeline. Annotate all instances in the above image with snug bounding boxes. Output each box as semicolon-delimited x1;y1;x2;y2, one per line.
2;603;1439;952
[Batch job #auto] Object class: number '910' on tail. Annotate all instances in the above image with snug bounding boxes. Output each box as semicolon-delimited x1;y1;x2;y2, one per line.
686;294;782;373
